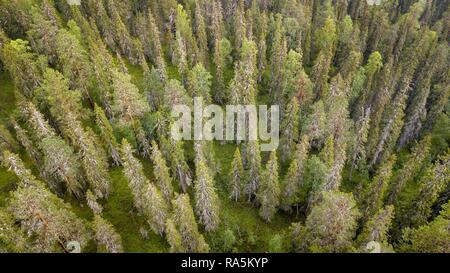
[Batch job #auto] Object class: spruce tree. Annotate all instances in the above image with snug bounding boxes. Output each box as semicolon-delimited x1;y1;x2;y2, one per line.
87;39;116;118
319;136;335;170
398;44;448;148
37;68;84;129
86;190;103;215
111;69;150;125
406;150;450;227
357;205;395;251
256;14;268;83
361;155;396;223
165;218;186;253
66;120;111;199
172;194;209;252
92;214;123;253
210;0;225;46
174;30;190;83
303;100;327;148
335;15;354;70
291;191;359;253
121;139;168;235
1;39;42;97
2;151;41;188
8;182;90;252
147;8;167;80
233;0;246;54
187;63;212;103
175;4;198;68
369;89;407;168
269;14;286;101
135;9;167;80
133;120;152;159
119;145;140;201
194;158;220;232
0;210;29;252
280;96;300;163
163;79;192;109
106;1;139;64
280;50;303;103
2;151;89;252
229;39;258;105
194;2;208;67
20;101;55;140
352;51;383;120
0;123;19;152
55;28;93;104
150;140;174;204
141;182;169;236
94;104;121;166
143;66;166;111
311;16;336;99
349;107;371;179
194;140;220;177
304;155;329;209
258;151;280;222
387;135;432;205
27;5;59;63
12;120;53;191
39;137;84;199
422;82;449;135
281;136;310;212
0;0;448;254
230;147;244;202
212;38;232;103
244;140;262;202
159;136;192;192
401;201;450;253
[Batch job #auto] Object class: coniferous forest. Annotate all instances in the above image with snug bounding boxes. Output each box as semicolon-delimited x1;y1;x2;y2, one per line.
0;0;449;253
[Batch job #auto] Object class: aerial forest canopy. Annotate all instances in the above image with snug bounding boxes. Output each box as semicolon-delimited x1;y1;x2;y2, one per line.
0;0;448;253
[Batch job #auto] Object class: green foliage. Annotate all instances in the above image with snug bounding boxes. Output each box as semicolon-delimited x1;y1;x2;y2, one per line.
194;156;220;232
401;201;450;253
121;139;168;236
0;0;449;254
172;193;209;252
40;136;84;198
280;96;300;163
291;191;359;253
222;228;237;252
304;155;328;206
229;39;258;105
229;147;244;202
361;155;396;223
2;151;89;252
405;149;450;227
187;63;212;103
258;151;280;222
92;214;124;253
95;104;121;166
150;141;174;204
1;39;43;97
244;140;262;202
281;136;310;212
357;205;395;250
111;69;150;125
268;234;284;253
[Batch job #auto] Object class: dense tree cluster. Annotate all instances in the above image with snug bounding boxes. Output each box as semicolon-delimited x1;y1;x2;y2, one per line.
0;0;448;253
